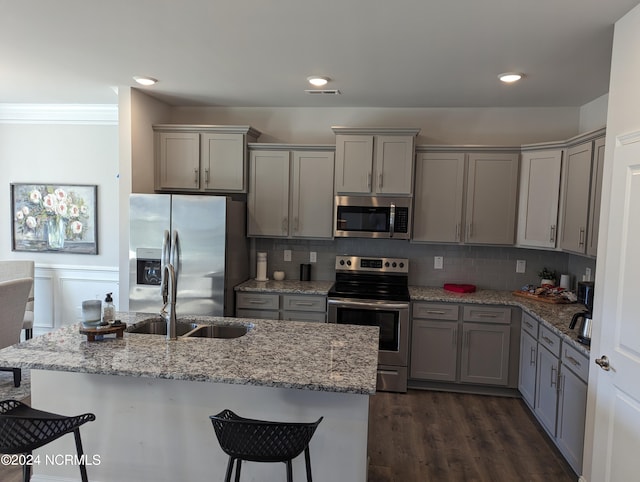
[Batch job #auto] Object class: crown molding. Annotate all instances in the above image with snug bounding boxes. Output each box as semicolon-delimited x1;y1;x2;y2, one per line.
0;104;118;125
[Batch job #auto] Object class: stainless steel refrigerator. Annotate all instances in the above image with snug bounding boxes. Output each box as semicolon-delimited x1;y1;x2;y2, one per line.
129;194;248;316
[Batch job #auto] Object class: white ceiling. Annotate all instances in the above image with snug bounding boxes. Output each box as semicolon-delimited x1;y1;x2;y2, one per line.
1;0;639;108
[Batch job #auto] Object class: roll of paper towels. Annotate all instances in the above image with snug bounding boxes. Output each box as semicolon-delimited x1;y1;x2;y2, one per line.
560;274;571;290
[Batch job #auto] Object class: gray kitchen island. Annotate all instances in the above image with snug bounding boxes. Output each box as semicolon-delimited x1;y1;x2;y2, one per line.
0;313;379;482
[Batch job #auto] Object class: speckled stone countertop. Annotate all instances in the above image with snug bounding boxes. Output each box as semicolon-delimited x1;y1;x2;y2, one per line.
410;287;591;357
235;279;333;295
0;313;379;395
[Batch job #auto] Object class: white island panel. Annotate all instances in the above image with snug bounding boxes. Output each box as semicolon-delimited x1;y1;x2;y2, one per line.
31;369;369;482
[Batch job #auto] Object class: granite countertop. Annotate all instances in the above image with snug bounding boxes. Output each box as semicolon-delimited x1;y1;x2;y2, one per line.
0;312;379;395
409;287;591;356
235;279;333;295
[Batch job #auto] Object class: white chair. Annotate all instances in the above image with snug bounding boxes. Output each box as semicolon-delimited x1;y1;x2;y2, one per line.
0;261;35;340
0;278;33;387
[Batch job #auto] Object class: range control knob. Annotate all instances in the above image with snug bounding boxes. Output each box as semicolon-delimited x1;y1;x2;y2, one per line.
392;262;397;268
385;262;390;267
339;259;345;266
346;260;352;266
399;262;405;268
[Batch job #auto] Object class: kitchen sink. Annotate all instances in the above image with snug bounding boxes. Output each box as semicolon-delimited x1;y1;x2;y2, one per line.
126;318;198;336
186;324;248;339
126;317;249;339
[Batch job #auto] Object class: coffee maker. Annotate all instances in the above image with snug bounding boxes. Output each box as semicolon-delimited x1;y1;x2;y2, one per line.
570;281;594;345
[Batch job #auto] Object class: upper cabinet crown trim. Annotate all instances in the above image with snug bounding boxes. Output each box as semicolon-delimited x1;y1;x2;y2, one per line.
416;144;520;153
152;124;262;138
331;126;420;136
521;127;606;152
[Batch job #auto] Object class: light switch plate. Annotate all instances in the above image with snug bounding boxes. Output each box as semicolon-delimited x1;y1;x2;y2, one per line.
516;260;526;273
284;249;292;262
434;256;444;270
310;251;317;263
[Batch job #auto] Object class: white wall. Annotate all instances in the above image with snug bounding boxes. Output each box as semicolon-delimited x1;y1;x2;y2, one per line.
0;105;119;332
169;106;581;145
579;94;609;133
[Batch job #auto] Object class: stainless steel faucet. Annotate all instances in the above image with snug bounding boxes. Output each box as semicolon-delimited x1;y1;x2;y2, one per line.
161;263;177;340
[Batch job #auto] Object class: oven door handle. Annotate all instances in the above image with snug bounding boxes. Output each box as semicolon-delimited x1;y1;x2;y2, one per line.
327;298;409;310
389;203;396;238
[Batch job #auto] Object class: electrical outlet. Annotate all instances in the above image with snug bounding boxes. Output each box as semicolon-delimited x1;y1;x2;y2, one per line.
310;251;317;263
516;260;526;273
284;249;292;262
434;256;444;270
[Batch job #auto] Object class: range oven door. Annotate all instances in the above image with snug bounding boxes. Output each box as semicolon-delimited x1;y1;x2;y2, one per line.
327;298;409;367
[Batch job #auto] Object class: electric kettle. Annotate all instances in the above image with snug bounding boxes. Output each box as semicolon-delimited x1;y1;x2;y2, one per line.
569;311;593;346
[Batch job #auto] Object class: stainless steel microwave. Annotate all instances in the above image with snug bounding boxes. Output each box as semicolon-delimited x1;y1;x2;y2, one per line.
334;196;411;239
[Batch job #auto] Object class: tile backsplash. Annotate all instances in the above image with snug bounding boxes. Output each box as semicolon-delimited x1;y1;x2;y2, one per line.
250;238;596;292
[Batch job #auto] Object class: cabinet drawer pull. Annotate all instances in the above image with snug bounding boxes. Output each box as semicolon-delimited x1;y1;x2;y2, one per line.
248;299;268;305
293;301;315;307
565;354;581;367
476;313;499;318
524;320;534;328
541;335;555;346
425;310;446;315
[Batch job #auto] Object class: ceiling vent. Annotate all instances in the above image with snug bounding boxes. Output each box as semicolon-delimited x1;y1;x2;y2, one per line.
304;89;341;95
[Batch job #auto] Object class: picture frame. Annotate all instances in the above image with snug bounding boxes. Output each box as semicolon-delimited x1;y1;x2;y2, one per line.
11;183;98;255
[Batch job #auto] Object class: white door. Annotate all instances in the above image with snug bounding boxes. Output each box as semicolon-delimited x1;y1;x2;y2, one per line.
587;133;640;481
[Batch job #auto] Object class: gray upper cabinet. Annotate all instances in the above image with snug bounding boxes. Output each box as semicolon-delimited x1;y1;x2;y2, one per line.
560;141;593;254
413;152;465;242
153;125;260;193
413;150;519;245
465;153;520;245
332;127;419;196
587;137;606;256
517;149;563;248
248;146;335;239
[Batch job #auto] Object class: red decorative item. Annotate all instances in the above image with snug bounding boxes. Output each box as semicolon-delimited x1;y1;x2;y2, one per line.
444;283;477;293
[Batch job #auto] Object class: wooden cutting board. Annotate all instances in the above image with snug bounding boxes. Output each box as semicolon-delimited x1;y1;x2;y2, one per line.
512;290;572;304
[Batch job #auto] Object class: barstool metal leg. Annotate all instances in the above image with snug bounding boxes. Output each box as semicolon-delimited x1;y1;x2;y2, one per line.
304;446;313;481
285;460;293;482
235;459;242;482
224;457;234;482
73;428;89;482
22;454;31;482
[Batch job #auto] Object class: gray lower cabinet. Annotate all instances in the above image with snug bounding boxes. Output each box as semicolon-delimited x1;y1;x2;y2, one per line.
518;312;589;474
236;292;326;322
410;302;512;387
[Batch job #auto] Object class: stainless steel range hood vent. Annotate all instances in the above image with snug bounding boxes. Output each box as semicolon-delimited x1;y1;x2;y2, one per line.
304;89;341;95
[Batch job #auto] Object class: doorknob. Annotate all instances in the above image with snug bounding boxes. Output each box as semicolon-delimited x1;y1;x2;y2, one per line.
595;355;611;371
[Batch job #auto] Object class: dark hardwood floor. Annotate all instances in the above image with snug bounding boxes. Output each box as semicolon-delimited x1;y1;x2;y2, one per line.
367;389;577;482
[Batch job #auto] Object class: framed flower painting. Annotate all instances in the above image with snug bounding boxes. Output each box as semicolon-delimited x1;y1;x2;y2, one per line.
11;183;98;254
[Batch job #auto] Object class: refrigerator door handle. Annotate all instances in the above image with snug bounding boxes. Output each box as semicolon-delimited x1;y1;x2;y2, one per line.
161;229;171;304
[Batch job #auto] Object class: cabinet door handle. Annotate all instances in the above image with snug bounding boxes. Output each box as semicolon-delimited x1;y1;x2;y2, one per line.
367;173;372;189
467;222;473;239
530;346;536;366
378;173;383;189
194;168;199;185
282;217;288;234
293;217;299;233
579;227;585;247
456;223;461;241
205;168;210;185
550;365;557;388
550;225;556;243
452;328;458;347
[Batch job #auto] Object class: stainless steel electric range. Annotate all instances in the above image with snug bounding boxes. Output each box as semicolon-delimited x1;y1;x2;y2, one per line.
327;255;409;393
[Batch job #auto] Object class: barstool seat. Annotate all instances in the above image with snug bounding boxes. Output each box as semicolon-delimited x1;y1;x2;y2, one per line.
0;400;95;482
210;409;322;482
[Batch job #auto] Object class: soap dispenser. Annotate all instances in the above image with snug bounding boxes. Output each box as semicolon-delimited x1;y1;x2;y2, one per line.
103;292;115;324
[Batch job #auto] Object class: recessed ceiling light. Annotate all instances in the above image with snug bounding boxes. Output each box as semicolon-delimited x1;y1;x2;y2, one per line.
498;72;523;83
307;76;330;87
133;76;158;86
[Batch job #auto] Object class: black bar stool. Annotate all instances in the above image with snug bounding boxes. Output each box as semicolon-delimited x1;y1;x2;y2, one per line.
0;400;96;482
210;409;323;482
